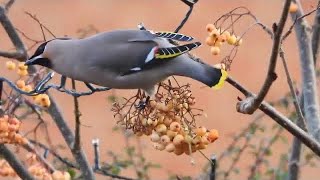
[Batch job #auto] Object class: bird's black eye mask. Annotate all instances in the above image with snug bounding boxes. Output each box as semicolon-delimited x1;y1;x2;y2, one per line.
28;38;71;68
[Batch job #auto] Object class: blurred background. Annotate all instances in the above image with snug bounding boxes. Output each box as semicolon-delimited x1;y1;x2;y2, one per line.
0;0;319;179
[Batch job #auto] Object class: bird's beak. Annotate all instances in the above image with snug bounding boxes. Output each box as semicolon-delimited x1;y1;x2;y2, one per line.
25;55;42;66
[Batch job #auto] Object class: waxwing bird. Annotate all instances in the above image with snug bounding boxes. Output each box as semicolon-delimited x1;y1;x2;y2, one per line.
25;29;228;97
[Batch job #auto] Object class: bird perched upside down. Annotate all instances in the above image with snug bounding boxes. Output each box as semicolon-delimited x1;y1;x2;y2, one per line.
25;29;228;98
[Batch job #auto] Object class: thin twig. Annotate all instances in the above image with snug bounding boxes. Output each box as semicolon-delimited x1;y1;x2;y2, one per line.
72;79;81;151
236;0;292;114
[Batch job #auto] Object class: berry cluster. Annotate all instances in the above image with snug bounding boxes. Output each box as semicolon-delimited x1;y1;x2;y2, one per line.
0;115;27;145
0;153;71;180
205;24;242;55
7;60;51;108
6;61;29;77
112;80;219;155
26;153;71;180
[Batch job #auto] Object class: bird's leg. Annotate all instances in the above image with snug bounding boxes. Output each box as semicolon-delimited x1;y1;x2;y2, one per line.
84;83;111;93
58;76;67;89
136;96;150;110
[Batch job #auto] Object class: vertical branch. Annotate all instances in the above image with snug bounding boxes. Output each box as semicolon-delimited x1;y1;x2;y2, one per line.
47;94;95;180
92;139;101;170
209;155;216;180
236;0;292;114
0;145;35;180
72;79;81;151
291;0;320;141
312;1;320;64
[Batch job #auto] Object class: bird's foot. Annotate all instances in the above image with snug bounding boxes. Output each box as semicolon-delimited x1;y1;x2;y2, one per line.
135;96;150;110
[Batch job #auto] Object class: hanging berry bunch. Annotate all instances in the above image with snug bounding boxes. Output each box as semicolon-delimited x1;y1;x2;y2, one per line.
112;79;219;156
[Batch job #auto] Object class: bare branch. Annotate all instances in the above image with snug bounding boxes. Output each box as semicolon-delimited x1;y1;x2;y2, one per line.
291;0;320;141
0;6;27;61
4;0;14;11
227;77;320;156
312;1;320;63
47;94;95;180
236;0;292;114
279;48;307;130
0;145;35;180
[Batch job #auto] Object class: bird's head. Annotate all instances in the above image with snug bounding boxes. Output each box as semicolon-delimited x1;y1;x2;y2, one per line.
25;41;52;68
25;38;70;68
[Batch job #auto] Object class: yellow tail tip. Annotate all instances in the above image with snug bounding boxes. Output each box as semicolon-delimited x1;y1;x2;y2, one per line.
212;69;228;90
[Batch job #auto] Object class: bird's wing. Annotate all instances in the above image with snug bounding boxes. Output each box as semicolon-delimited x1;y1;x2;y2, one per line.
122;42;201;75
129;30;194;42
84;30;199;76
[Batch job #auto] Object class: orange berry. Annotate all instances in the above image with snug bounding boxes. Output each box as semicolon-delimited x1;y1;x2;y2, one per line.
174;146;184;155
201;135;210;145
169;122;181;132
6;61;16;70
208;129;219;142
289;2;298;13
210;28;221;39
173;134;184;146
8;118;20;125
205;36;216;46
197;143;207;150
195;126;207;136
163;118;173;127
63;171;71;180
160;135;170;145
210;46;220;55
23;85;33;92
0;121;8;132
206;23;216;33
16;80;25;89
227;34;237;45
165;143;175;152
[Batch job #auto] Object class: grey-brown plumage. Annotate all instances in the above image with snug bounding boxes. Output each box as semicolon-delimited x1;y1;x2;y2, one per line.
26;29;227;96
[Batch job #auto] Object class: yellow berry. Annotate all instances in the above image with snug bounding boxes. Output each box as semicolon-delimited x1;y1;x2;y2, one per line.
223;31;231;39
52;171;64;180
227;34;237;45
18;62;28;71
16;80;25;89
214;41;223;48
149;100;157;108
17;69;28;77
155;124;167;134
289;2;298;13
206;23;216;33
6;61;16;70
210;46;220;55
210;28;221;39
166;130;178;139
195;126;207;136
